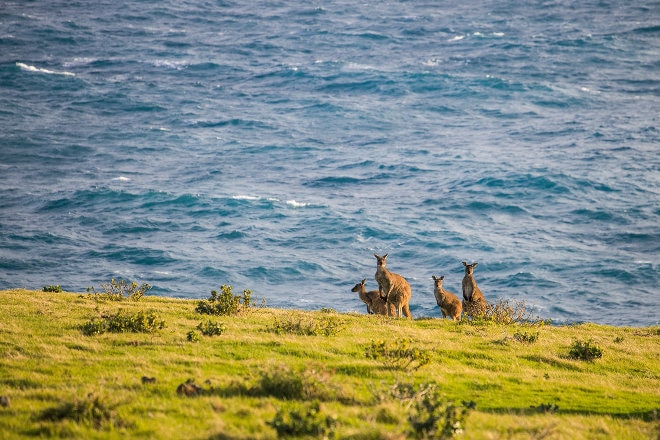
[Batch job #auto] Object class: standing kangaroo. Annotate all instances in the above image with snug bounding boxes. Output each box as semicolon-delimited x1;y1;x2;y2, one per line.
374;253;412;318
462;261;487;318
351;279;394;315
432;275;462;321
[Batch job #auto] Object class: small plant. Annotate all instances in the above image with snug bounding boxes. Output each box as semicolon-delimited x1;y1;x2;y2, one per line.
513;330;539;344
256;365;304;400
38;393;126;429
473;298;550;325
195;285;255;316
614;336;624;343
533;403;559;413
196;320;226;336
269;313;344;336
365;338;431;371
81;309;166;335
268;400;337;439
81;319;107;336
252;364;345;402
86;279;151;301
187;330;201;342
390;383;471;439
568;339;603;361
42;285;63;293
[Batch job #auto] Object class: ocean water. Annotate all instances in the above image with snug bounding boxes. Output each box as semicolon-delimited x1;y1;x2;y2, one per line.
0;0;658;326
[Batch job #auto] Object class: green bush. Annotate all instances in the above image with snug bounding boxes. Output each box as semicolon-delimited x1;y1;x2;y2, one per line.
195;285;255;316
256;365;304;400
533;403;559;413
196;320;226;336
81;309;166;335
86;279;151;301
474;298;550;325
568;339;603;361
365;338;431;371
186;330;201;342
269;400;337;439
513;330;539;344
252;365;346;402
38;393;127;430
390;383;471;439
42;285;63;293
268;313;344;336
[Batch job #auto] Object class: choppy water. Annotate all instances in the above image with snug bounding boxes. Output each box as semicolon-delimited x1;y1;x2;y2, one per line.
1;0;658;326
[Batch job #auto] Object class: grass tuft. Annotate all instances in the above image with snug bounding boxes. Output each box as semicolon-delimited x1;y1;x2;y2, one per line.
81;309;166;335
37;393;128;430
365;338;431;371
268;312;345;336
568;339;603;361
195;284;257;316
86;278;151;301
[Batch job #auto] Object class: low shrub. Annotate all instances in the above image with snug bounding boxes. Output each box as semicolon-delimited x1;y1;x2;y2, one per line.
513;330;539;344
197;320;226;336
195;285;256;316
390;383;471;439
568;339;603;361
268;313;344;336
186;330;201;342
482;298;550;325
37;393;127;430
253;365;346;402
365;338;431;371
42;285;63;293
533;403;559;413
269;400;337;439
81;309;166;335
86;279;151;301
256;365;303;400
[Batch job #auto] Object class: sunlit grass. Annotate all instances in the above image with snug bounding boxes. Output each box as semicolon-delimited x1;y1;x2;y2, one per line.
0;289;658;439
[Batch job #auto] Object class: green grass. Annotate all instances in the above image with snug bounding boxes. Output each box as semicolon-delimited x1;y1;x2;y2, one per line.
0;288;658;439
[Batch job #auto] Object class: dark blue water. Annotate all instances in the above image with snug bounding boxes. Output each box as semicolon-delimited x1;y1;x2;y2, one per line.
1;0;658;326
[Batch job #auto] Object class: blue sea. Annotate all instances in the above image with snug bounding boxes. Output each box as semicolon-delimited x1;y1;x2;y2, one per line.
1;0;658;326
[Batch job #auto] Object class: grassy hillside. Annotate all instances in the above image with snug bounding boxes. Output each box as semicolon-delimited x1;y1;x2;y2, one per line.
0;288;658;439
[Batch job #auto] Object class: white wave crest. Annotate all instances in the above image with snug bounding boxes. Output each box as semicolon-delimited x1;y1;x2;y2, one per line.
423;58;442;67
151;59;188;70
16;62;75;76
448;35;464;42
286;199;308;208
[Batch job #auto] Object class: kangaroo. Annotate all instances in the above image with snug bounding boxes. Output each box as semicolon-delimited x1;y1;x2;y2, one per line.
432;275;462;321
374;253;412;318
461;261;487;318
351;279;394;315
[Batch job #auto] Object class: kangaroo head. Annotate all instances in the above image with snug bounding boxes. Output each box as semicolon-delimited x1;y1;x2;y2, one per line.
432;275;445;289
351;279;367;292
462;261;478;275
374;253;389;269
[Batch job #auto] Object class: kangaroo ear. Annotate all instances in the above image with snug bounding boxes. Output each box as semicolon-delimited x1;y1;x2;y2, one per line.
361;278;366;284
432;275;437;281
473;262;478;267
462;261;468;266
374;253;379;258
440;275;445;280
383;253;388;259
